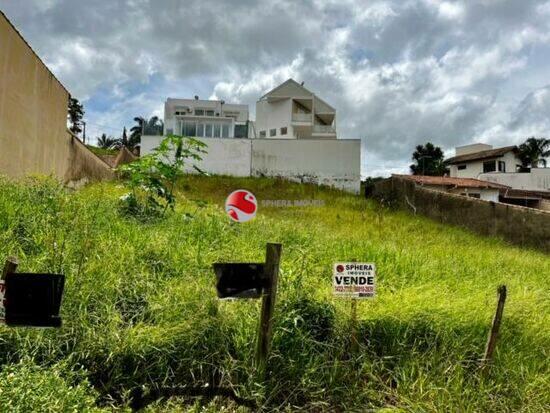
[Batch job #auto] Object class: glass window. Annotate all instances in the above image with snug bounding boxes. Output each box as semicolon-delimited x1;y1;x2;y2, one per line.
483;160;496;173
259;131;266;138
270;129;276;137
206;110;215;116
234;124;247;138
184;121;196;137
222;124;230;138
457;164;466;170
205;124;213;137
280;127;287;135
195;109;204;116
498;161;506;172
197;123;204;137
214;124;221;138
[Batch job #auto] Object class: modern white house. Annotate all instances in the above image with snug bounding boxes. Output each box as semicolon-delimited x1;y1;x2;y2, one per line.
255;79;337;139
446;143;550;192
163;97;250;139
141;80;361;193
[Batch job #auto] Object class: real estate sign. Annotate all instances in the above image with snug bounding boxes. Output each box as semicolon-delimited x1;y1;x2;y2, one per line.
333;263;376;298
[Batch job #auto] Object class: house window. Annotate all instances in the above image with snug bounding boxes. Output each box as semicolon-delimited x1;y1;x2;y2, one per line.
214;124;221;138
259;131;266;138
222;124;230;138
457;164;467;170
483;160;496;173
498;161;506;172
182;121;196;137
280;127;287;135
206;110;215;116
270;128;276;137
205;124;213;137
195;109;204;116
197;123;204;137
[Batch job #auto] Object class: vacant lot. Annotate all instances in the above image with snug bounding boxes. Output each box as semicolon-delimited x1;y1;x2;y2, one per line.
0;175;548;412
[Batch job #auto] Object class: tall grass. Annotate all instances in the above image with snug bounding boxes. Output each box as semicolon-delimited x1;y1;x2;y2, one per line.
0;174;548;412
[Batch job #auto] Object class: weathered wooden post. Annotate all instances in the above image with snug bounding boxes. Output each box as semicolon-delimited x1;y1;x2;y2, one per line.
2;256;18;280
480;285;507;374
255;243;282;379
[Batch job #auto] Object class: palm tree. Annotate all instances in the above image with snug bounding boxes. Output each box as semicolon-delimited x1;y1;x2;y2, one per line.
97;133;117;149
129;116;164;148
518;137;550;168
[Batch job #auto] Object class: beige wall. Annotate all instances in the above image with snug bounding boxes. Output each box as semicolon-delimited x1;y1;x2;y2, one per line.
374;176;550;253
0;12;113;184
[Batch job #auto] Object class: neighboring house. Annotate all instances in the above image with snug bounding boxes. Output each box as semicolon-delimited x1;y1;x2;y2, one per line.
163;97;250;139
395;174;550;210
141;80;361;193
255;79;337;139
394;175;507;202
446;143;550;192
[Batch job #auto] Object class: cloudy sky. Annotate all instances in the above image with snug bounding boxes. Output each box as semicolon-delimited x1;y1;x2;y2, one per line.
2;0;550;176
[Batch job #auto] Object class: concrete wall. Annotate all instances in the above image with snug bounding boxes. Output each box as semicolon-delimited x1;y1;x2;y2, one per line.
479;168;550;192
255;99;294;139
374;176;550;253
0;11;113;185
141;135;361;193
251;138;360;193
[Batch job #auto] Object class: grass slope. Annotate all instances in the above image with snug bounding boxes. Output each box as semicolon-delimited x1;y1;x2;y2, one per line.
0;175;548;412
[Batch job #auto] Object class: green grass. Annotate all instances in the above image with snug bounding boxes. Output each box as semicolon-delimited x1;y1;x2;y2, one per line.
0;174;548;412
86;145;117;156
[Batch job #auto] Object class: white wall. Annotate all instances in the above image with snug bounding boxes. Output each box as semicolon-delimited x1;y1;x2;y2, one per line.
480;168;550;191
141;136;361;193
141;136;251;177
255;99;293;139
251;139;361;193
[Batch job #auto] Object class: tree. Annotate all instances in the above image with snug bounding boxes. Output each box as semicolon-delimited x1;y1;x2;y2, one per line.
410;142;447;176
518;137;550;168
129;116;164;149
97;133;117;149
68;97;84;136
113;127;130;150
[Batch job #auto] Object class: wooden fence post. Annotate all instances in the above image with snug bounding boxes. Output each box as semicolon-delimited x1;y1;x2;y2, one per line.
255;243;282;380
481;285;507;373
2;256;18;280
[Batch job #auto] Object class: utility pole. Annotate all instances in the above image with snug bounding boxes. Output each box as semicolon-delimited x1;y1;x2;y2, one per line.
82;121;86;144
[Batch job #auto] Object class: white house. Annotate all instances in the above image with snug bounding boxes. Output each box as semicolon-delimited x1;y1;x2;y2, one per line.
255;79;337;139
163;97;250;139
141;80;361;193
446;143;550;192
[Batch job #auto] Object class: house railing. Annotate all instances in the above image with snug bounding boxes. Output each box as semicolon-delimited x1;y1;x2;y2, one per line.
313;124;336;134
292;113;312;122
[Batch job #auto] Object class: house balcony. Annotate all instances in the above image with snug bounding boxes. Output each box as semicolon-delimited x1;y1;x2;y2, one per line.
312;124;336;135
292;113;312;123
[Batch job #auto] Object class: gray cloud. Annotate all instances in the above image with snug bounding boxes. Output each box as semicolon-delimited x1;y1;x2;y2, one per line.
1;0;549;175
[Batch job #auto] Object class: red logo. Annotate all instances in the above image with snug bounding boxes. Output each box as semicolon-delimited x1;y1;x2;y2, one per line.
225;190;257;222
336;265;345;273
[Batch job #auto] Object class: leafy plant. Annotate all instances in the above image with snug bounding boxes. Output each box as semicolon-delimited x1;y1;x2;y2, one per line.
518;137;550;168
117;134;207;219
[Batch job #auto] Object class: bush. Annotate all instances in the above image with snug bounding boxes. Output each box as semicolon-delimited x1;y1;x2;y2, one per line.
0;359;104;412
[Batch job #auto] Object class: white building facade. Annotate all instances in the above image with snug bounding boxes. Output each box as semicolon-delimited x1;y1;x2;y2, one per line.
446;143;550;192
142;80;361;193
164;98;250;139
255;79;337;140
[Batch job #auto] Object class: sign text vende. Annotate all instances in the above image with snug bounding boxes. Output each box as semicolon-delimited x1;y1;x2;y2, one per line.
333;262;376;298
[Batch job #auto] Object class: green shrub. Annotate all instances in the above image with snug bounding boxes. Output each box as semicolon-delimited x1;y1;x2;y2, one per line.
0;359;104;412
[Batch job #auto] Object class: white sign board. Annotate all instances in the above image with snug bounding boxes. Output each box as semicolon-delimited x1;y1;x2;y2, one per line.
0;280;5;323
333;263;375;298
